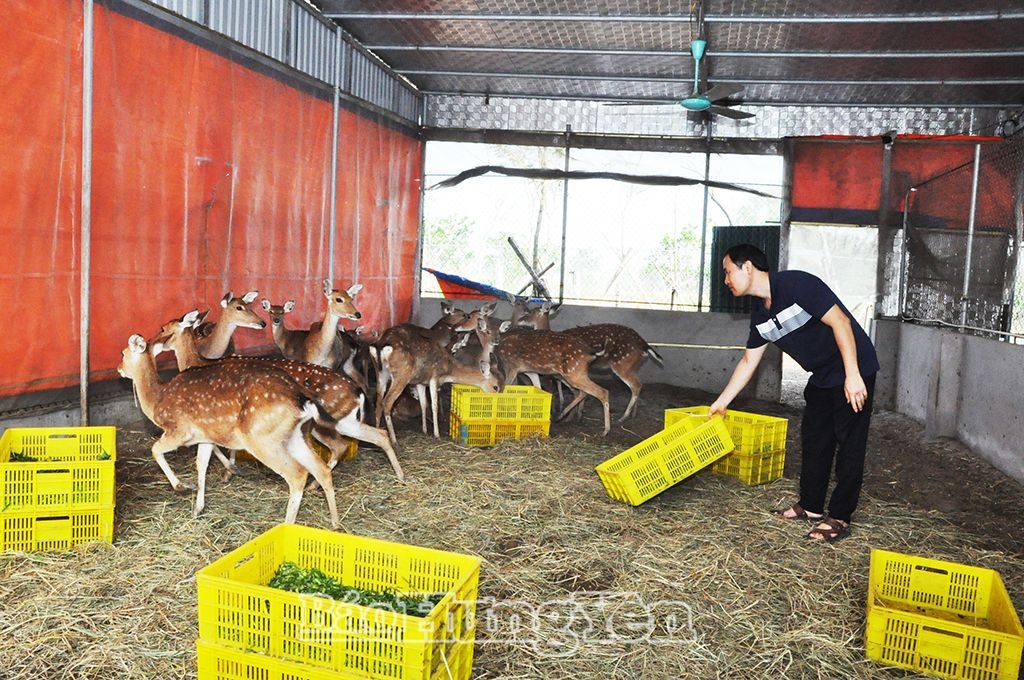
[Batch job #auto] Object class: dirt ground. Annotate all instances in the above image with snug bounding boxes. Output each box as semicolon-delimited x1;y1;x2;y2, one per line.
449;374;1024;557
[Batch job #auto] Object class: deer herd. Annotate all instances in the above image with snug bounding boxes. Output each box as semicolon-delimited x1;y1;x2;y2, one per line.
118;279;663;527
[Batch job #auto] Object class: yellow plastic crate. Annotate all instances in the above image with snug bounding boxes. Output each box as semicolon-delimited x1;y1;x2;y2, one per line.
710;449;786;485
196;524;481;680
1;506;114;551
594;414;734;505
1;426;116;513
665;406;787;454
449;384;551;447
866;549;1024;680
197;637;475;680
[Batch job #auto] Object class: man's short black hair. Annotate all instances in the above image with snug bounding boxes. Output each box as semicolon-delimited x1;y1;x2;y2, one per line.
725;244;770;272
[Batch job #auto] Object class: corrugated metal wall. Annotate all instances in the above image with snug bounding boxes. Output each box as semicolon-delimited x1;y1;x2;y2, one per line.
0;0;422;409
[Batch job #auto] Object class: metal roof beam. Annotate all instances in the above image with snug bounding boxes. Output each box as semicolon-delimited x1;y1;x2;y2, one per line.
401;69;1024;87
422;91;1017;109
325;12;690;22
704;11;1024;23
366;44;1024;59
326;10;1024;23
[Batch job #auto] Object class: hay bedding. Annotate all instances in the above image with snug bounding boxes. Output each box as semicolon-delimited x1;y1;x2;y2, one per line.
1;383;1022;679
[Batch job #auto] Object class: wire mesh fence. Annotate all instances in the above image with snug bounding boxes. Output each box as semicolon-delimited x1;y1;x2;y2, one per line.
901;138;1024;342
421;144;783;311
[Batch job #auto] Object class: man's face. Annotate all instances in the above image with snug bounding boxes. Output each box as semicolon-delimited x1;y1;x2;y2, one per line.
723;256;750;297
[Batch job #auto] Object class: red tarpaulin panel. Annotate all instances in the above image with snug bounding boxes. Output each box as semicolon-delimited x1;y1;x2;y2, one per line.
790;136;1014;230
0;1;421;405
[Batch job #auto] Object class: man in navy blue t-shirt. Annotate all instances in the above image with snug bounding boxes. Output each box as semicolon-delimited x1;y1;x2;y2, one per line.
709;244;879;543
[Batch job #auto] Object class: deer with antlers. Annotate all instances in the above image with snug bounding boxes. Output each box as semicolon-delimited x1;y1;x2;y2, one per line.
193;290;266;359
509;298;663;421
374;315;503;444
118;334;342;526
150;310;405;484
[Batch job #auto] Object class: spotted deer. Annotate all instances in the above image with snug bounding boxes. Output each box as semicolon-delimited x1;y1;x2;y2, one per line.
118;334;341;526
366;301;474;425
375;316;503;444
260;298;306;359
150;311;405;483
510;299;663;421
494;329;611;435
194;290;266;359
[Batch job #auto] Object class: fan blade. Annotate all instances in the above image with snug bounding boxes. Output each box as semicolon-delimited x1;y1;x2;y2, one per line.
709;105;754;120
701;82;744;102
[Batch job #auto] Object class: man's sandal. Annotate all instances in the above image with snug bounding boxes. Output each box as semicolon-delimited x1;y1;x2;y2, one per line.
806;518;851;544
774;503;824;521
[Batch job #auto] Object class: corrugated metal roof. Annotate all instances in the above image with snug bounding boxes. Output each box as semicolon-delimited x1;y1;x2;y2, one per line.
317;0;1024;110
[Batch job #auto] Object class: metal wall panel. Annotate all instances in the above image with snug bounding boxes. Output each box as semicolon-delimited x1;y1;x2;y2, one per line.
208;0;287;62
147;0;205;23
291;7;337;84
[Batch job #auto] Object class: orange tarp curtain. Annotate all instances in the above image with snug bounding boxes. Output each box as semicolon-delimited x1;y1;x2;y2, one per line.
0;0;421;403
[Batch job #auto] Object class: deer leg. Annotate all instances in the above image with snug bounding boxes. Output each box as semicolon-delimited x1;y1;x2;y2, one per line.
212;446;237;482
287;426;339;528
614;369;643;421
193;442;214;518
151;435;191;492
382;375;410;445
335;409;406;482
414;384;429;434
557;378;611;436
429;378;442;438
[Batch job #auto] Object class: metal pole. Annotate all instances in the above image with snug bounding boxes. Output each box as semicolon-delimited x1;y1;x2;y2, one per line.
696;122;712;312
899;187;916;318
80;0;94;425
960;144;982;328
328;28;342;282
558;125;570;303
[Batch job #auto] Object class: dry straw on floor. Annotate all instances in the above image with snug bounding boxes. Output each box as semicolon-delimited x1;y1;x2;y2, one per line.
0;421;1020;679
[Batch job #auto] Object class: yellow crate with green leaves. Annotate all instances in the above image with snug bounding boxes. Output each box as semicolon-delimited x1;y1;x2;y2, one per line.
665;407;787;485
595;413;734;505
196;523;481;680
1;426;116;514
865;549;1023;680
449;384;551;446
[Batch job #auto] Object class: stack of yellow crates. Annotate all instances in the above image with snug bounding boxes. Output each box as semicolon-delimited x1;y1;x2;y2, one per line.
0;426;116;551
665;407;787;485
195;523;482;680
449;384;552;446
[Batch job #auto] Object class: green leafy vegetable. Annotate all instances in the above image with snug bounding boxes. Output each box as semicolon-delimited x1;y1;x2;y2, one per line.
8;451;38;462
268;561;443;617
97;451;111;461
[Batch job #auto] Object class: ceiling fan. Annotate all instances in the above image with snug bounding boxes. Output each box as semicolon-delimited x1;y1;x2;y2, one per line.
678;38;753;120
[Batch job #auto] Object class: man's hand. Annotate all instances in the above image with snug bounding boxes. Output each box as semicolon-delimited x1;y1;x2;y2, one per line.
708;399;728;417
845;373;868;412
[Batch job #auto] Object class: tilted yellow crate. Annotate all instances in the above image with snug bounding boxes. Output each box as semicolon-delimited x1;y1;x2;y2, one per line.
196;523;481;680
866;549;1024;680
595;414;734;505
665;407;787;485
449;384;551;446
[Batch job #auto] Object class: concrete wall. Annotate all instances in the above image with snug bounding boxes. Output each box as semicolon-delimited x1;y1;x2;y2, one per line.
412;296;783;403
888;320;1024;482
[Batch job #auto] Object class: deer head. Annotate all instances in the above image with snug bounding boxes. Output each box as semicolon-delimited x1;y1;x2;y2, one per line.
322;279;363;321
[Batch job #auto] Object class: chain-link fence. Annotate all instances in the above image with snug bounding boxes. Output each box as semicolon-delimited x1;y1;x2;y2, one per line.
900;138;1024;342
